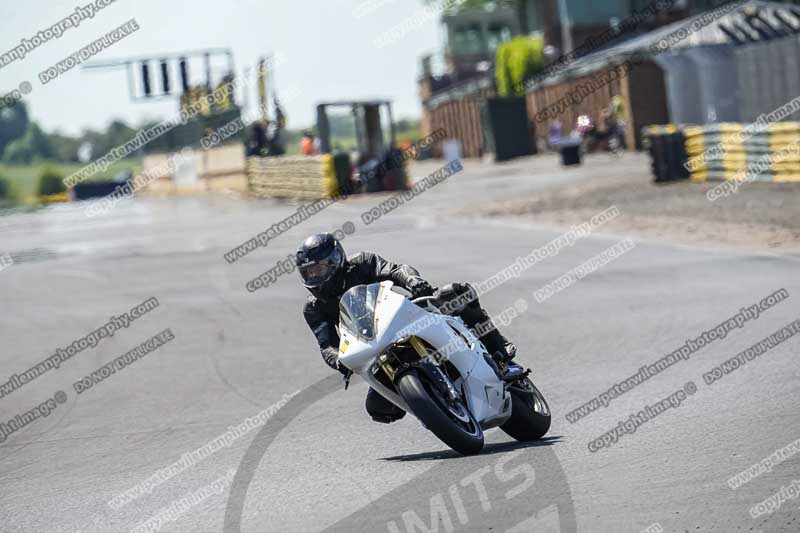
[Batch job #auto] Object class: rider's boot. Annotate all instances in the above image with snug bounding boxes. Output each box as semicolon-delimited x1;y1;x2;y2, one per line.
366;388;406;423
481;328;525;381
492;343;526;381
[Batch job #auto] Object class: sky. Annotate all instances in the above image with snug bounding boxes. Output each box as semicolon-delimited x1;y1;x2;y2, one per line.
0;0;445;135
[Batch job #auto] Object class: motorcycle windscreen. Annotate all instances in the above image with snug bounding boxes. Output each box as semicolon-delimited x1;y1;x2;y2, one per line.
339;283;380;339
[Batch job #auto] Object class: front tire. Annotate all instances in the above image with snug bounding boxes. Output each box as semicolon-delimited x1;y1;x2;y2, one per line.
500;378;551;441
397;370;484;455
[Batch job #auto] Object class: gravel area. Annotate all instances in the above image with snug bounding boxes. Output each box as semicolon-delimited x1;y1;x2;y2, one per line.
473;155;800;255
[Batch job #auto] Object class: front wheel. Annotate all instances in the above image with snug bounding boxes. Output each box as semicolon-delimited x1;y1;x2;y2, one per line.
397;370;484;455
500;378;551;441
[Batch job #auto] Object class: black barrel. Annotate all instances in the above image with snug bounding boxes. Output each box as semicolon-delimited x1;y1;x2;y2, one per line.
559;140;582;166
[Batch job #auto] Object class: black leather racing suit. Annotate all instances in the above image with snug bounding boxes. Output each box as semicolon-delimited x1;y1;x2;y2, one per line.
302;252;509;423
303;252;421;358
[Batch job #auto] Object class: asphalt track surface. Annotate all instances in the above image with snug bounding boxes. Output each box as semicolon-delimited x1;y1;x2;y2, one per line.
1;154;799;532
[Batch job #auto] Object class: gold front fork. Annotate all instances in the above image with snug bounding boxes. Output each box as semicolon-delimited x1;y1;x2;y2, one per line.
408;336;432;358
379;337;432;381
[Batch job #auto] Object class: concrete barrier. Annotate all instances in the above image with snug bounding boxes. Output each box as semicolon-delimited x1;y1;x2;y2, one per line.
137;144;248;196
644;123;800;182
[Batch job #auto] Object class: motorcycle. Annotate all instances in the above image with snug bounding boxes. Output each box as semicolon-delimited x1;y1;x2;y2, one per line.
573;114;625;155
337;281;551;455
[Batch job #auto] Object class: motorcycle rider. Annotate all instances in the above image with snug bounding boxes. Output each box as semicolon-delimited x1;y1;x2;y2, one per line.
297;232;517;424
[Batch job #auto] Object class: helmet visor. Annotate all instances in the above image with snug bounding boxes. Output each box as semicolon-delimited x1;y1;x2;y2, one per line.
299;261;338;287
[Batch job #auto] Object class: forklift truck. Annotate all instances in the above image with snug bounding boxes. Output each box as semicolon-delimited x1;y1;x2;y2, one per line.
316;100;409;193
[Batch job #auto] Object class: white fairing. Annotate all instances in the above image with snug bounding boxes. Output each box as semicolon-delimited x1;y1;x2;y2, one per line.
338;281;511;429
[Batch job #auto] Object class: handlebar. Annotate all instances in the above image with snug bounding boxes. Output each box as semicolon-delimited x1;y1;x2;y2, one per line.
410;292;444;314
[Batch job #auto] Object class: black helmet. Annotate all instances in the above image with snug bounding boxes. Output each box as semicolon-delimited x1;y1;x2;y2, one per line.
296;233;346;299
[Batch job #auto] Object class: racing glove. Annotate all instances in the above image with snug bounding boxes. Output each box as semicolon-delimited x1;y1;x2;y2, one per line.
407;276;435;298
322;346;349;375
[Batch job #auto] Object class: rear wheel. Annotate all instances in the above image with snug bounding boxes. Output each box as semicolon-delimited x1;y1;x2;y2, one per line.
500;378;551;441
397;370;484;455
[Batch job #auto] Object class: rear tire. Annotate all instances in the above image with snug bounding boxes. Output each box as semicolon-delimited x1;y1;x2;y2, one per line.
500;378;551;441
397;370;484;455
